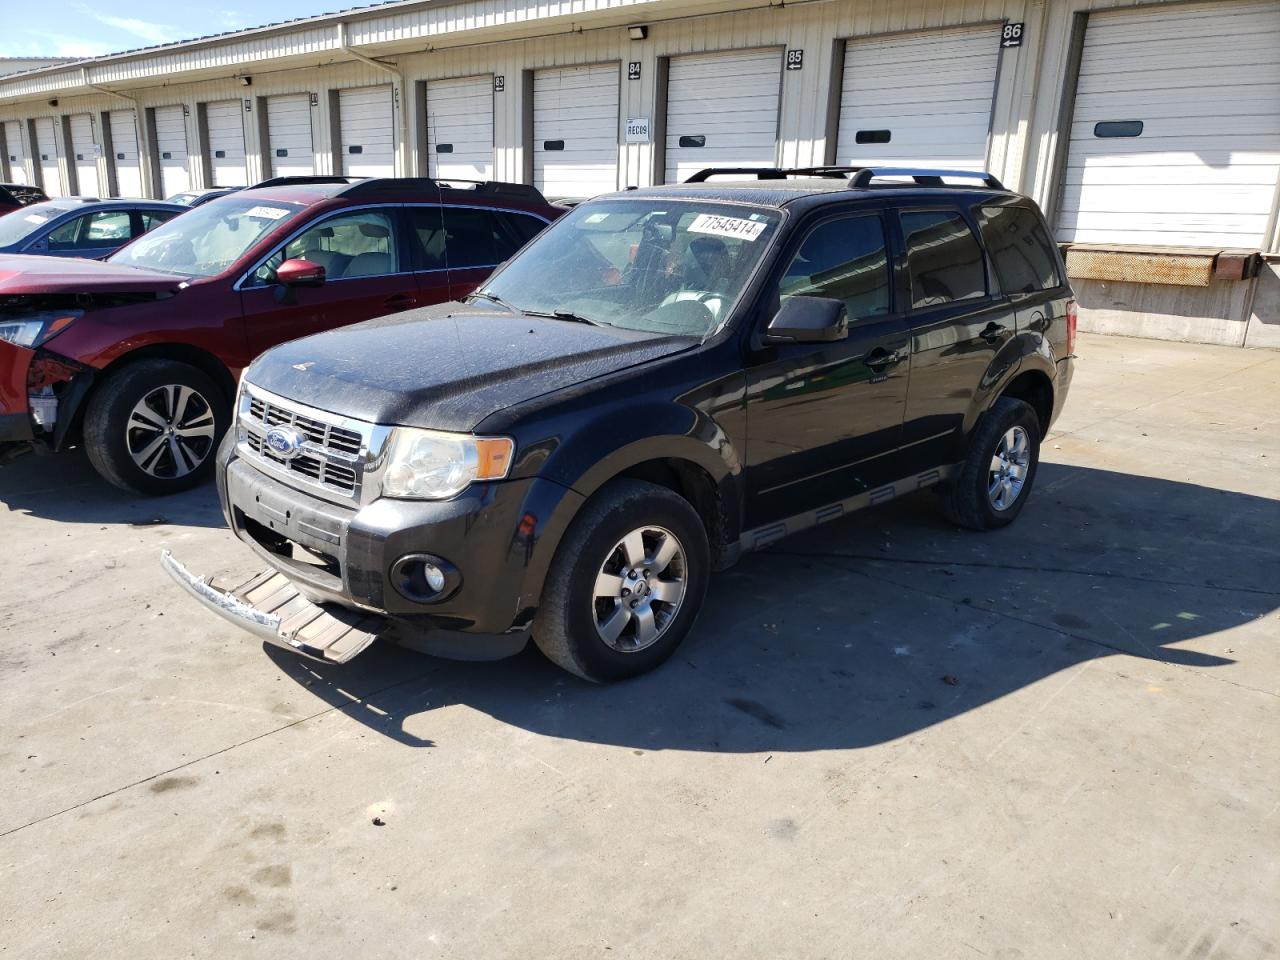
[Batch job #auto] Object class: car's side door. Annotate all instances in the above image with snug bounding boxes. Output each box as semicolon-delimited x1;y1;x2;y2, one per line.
239;206;419;357
405;204;454;308
892;205;1016;475
742;210;911;531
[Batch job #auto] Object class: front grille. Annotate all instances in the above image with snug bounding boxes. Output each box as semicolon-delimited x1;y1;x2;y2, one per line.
238;385;375;503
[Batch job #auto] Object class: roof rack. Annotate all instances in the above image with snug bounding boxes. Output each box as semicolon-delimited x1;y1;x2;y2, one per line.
339;177;547;203
683;165;1005;190
251;175;358;189
848;167;1005;189
685;167;851;182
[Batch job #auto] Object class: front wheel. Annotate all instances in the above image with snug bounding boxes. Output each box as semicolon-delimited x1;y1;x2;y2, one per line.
534;479;710;682
940;396;1041;530
83;359;229;496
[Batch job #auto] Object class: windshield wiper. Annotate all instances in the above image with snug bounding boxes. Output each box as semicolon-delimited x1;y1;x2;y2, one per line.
525;309;608;327
467;290;518;314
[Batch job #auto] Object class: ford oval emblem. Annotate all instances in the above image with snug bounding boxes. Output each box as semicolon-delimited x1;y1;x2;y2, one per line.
264;426;305;460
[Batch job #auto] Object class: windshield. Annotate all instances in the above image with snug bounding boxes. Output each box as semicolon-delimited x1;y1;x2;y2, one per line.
478;199;782;337
109;195;306;277
0;203;70;247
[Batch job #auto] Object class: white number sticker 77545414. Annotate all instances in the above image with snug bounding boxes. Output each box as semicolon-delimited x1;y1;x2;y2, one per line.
688;214;768;242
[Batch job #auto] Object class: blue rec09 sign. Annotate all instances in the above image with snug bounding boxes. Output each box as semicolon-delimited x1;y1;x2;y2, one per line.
1001;22;1024;47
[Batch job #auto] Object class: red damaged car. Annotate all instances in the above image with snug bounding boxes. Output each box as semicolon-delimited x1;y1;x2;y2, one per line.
0;176;561;494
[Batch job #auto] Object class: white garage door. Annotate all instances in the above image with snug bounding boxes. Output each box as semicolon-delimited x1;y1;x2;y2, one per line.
534;63;620;199
1058;0;1280;248
109;110;143;197
154;105;190;197
836;25;1001;170
426;75;494;180
4;120;28;184
339;85;394;177
267;94;315;178
206;100;247;187
34;117;63;196
664;49;782;184
69;114;99;196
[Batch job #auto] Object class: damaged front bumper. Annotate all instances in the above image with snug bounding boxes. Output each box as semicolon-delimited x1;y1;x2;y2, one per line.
161;549;383;663
0;338;35;444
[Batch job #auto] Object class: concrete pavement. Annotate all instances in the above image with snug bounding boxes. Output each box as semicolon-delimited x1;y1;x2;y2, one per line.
1;333;1277;959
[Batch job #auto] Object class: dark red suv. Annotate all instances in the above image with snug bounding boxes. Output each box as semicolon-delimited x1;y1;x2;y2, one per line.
0;177;562;494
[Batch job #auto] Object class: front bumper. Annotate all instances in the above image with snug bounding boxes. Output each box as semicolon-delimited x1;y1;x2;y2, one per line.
161;550;382;662
217;445;584;635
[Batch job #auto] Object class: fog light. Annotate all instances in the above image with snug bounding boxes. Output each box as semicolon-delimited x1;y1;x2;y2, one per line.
423;563;446;593
389;553;460;604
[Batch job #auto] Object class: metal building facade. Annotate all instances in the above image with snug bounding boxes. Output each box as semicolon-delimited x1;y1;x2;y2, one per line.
0;0;1275;346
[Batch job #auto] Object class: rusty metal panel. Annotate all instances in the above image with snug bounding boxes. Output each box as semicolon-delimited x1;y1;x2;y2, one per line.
1213;250;1260;281
1065;247;1215;287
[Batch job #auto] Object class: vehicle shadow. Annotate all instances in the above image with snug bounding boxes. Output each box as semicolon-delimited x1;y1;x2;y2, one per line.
0;447;225;528
265;461;1278;753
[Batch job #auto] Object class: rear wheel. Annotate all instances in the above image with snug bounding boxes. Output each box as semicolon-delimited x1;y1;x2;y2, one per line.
534;479;710;682
940;396;1041;530
84;360;229;496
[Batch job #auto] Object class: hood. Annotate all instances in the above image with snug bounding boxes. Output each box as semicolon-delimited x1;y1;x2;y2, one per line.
244;304;696;431
0;255;184;296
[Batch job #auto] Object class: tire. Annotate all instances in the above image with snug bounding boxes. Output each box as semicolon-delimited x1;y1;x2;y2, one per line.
940;396;1041;531
83;359;230;496
534;479;711;683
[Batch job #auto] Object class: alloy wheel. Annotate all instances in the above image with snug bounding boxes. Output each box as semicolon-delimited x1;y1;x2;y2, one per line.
592;525;688;652
126;384;217;479
988;425;1031;511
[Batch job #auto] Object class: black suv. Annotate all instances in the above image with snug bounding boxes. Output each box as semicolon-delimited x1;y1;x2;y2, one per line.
165;166;1076;682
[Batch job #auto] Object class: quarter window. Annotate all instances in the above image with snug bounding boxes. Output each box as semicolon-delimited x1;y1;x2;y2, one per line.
255;210;399;284
979;205;1062;295
900;210;987;309
777;215;892;321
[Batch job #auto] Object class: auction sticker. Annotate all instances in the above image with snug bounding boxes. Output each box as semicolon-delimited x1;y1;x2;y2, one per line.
246;205;290;220
688;214;767;242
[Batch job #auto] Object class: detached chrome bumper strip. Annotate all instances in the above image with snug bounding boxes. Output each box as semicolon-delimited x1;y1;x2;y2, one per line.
160;550;381;663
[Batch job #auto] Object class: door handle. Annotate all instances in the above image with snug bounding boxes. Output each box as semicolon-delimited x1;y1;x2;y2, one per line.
980;321;1009;344
864;347;907;370
384;294;417;308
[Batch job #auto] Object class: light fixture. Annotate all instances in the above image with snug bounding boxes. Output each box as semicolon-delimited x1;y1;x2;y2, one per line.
628;25;648;40
239;76;252;86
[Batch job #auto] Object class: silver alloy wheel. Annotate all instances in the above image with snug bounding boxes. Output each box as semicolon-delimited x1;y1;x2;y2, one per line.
988;425;1031;511
126;384;217;479
592;525;688;653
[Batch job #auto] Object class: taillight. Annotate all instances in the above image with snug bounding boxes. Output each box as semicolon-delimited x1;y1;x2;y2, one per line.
1066;299;1078;356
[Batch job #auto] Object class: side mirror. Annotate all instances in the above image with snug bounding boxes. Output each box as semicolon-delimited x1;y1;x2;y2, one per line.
276;258;326;287
764;296;848;344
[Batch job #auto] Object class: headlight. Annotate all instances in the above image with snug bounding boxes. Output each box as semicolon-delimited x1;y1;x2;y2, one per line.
0;310;81;348
381;427;514;500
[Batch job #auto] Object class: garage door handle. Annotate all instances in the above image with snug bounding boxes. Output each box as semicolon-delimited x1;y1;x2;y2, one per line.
384;294;417;308
980;322;1009;343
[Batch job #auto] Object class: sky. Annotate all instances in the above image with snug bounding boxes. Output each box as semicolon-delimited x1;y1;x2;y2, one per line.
0;0;358;60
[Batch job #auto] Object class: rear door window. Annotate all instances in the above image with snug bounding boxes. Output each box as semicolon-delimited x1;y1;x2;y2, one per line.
900;209;987;309
979;204;1062;296
442;206;503;269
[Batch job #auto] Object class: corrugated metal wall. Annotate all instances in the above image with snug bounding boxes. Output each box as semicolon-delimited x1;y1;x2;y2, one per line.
0;0;1275;254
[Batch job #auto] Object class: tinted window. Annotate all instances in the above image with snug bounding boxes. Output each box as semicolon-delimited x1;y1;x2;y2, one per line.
980;205;1061;296
442;207;505;268
500;212;547;248
408;207;446;270
253;210;399;284
778;215;891;321
901;210;986;308
140;210;179;232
